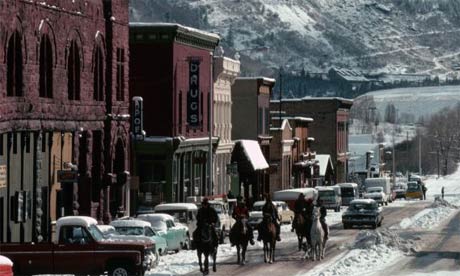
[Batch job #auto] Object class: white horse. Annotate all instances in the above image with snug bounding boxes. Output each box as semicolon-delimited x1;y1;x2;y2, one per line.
309;207;325;261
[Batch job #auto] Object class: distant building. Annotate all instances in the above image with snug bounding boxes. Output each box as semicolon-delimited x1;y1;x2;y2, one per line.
269;119;293;192
367;73;431;84
328;68;371;96
271;97;353;184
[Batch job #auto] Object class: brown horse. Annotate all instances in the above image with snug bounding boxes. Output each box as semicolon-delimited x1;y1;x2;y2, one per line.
196;224;218;275
259;214;277;264
294;213;308;251
229;218;250;265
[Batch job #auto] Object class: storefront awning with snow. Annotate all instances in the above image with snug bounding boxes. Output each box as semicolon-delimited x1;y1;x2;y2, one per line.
231;140;269;172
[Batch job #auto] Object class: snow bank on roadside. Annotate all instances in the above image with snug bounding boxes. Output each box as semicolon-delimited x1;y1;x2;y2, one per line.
301;229;414;276
392;198;458;230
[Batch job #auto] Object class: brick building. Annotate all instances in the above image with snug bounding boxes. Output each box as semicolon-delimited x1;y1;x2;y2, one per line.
231;77;275;201
129;23;219;208
271;97;353;184
269;119;293;192
0;0;130;243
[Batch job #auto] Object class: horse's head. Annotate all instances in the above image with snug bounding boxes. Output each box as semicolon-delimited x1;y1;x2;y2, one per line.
312;207;321;220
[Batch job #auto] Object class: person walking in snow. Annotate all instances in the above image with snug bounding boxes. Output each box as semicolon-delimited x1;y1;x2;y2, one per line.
441;186;445;199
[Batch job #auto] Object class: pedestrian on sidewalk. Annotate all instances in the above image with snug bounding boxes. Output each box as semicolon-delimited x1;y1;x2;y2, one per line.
441;186;445;199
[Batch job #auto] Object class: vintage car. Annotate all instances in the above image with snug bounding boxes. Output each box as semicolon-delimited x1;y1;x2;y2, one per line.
110;219;168;257
153;203;198;244
0;255;13;276
248;201;294;228
97;225;117;237
406;181;424;200
337;183;359;206
137;213;189;252
342;199;384;229
316;186;342;212
363;186;388;206
0;216;155;276
393;182;408;199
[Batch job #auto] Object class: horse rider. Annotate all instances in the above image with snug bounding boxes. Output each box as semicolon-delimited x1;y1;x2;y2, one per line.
304;197;314;245
258;195;281;242
231;197;255;245
316;198;329;240
194;197;219;246
291;193;307;232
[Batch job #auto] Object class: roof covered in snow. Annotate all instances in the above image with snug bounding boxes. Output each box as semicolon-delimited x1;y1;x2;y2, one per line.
110;219;151;228
137;213;175;222
316;154;334;176
154;203;198;211
235;140;269;171
57;216;98;228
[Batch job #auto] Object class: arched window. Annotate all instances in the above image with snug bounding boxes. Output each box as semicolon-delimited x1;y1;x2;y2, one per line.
6;31;23;97
67;40;81;100
93;46;104;101
39;35;53;98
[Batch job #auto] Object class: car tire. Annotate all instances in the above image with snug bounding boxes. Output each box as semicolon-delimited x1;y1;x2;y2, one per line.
108;263;132;276
372;222;377;229
384;201;388;206
378;219;382;227
183;234;191;250
343;223;350;229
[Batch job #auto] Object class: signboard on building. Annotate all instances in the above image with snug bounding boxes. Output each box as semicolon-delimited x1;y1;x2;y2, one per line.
132;97;144;140
0;165;6;188
57;170;78;183
187;59;200;127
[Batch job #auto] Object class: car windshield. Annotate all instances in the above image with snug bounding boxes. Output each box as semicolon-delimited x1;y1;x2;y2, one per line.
341;187;355;197
150;220;167;232
407;182;421;191
114;226;144;236
367;187;383;193
88;224;104;242
319;190;335;197
156;210;187;223
350;203;376;210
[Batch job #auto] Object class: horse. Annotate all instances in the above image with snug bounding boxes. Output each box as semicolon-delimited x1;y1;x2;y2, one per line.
196;223;218;275
309;207;326;261
229;218;251;265
294;213;308;251
259;214;277;264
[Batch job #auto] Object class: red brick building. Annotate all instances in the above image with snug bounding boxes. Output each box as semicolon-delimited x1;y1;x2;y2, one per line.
0;0;130;243
129;23;219;208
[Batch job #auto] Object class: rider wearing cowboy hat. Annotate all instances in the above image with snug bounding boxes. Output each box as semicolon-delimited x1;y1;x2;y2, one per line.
194;197;219;246
231;196;255;245
258;194;281;242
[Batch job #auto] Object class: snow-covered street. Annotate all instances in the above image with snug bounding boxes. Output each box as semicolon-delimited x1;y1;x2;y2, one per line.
146;166;460;276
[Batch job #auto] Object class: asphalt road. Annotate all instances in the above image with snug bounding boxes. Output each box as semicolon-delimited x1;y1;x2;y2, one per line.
187;200;432;276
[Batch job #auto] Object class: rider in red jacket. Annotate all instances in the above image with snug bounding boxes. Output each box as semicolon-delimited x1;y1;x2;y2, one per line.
231;197;255;245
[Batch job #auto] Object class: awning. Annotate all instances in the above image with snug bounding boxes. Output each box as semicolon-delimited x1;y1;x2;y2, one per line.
235;140;269;171
315;154;334;177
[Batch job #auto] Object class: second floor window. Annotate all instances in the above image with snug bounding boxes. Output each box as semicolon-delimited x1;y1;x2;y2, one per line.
7;31;23;97
93;46;104;101
67;40;81;100
39;35;53;98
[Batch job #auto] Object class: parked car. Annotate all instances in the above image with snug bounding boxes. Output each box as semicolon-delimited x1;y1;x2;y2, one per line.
97;225;117;238
316;186;341;212
153;203;198;244
406;181;423;200
110;219;168;258
0;255;13;276
393;182;407;199
208;200;235;244
364;186;388;206
342;199;384;229
337;183;359;205
137;213;189;252
248;200;294;227
0;216;155;276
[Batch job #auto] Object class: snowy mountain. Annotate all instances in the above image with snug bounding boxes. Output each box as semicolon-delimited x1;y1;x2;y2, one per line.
130;0;460;77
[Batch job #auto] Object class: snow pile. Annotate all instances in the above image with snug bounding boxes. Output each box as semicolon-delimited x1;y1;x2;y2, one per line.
304;229;409;276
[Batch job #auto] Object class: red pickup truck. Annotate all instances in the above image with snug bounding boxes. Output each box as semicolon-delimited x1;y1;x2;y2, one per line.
0;216;154;276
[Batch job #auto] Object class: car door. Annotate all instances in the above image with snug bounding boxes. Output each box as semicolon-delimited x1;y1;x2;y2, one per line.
166;219;178;249
53;225;95;275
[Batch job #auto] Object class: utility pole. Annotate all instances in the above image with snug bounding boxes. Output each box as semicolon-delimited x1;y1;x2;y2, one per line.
418;134;422;176
208;51;214;196
279;67;282;127
392;134;396;187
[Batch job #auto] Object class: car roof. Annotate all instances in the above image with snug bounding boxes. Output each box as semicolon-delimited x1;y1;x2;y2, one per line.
154;203;198;211
137;213;175;221
337;183;358;188
57;216;98;228
350;199;376;204
316;186;334;191
110;219;151;228
253;201;285;207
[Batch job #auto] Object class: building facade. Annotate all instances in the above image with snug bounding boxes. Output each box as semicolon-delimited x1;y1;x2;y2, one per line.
129;23;219;210
0;0;130;243
231;77;275;200
271;97;353;184
213;54;240;196
269;119;293;192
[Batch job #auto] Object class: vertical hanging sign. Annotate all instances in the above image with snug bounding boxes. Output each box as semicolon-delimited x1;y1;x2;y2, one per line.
187;59;200;127
132;96;144;141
